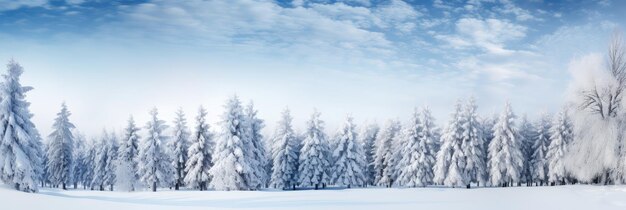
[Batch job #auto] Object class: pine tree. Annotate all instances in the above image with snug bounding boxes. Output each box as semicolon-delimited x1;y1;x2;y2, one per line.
245;102;268;189
547;109;573;185
488;102;524;187
531;113;551;186
71;132;86;189
374;120;401;187
298;110;331;190
360;122;379;187
170;108;190;190
269;108;299;190
138;108;173;192
46;103;75;190
116;116;141;191
433;101;467;187
397;107;436;187
184;106;214;191
92;131;110;191
331;115;366;188
0;60;43;192
518;115;537;186
210;96;256;191
461;98;486;188
104;132;118;191
83;139;97;190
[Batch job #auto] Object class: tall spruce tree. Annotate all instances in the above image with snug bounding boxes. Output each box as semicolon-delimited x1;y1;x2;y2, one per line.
71;132;86;189
360;122;379;187
245;102;268;189
170;109;190;190
518;115;537;186
397;107;436;187
116;116;140;191
298;110;331;190
488;102;524;187
46;103;75;190
547;109;573;185
461;98;486;188
331;115;366;188
269;108;299;190
0;60;43;192
374;120;401;187
433;101;467;187
531;113;552;186
210;96;257;191
184;106;214;191
92;131;110;191
138;108;172;192
104;132;118;191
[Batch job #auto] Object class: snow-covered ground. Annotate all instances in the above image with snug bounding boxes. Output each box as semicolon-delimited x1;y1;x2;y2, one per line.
2;185;626;210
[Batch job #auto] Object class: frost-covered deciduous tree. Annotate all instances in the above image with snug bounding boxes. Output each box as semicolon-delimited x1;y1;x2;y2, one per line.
115;116;141;191
461;98;486;188
0;60;43;192
518;115;537;186
298;110;331;190
433;101;467;187
46;103;75;190
270;109;299;190
169;109;190;190
210;96;257;191
488;102;524;187
331;115;366;188
245;102;268;189
531;113;552;186
138;108;173;192
397;107;436;187
360;122;379;187
566;31;626;184
547;109;574;185
374;120;401;187
184;106;214;191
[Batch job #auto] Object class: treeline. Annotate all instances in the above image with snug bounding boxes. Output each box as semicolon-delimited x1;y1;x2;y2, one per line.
0;59;581;193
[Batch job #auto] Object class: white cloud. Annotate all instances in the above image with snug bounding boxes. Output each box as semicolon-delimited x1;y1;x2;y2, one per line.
436;18;527;55
0;0;47;11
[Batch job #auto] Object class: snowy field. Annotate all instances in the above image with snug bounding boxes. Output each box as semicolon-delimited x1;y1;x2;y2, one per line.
2;185;626;210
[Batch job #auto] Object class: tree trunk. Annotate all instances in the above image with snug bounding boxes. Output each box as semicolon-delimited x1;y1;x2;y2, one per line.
348;184;351;189
466;184;471;189
110;184;114;191
314;184;319;190
292;184;296;190
62;183;66;190
152;182;157;192
15;183;20;190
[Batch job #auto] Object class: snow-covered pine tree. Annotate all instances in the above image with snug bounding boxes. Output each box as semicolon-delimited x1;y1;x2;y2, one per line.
116;116;141;191
374;120;401;187
433;101;467;187
269;108;299;190
83;139;97;190
71;132;86;189
138;108;173;192
397;107;435;187
0;60;43;192
210;96;257;191
46;103;75;190
245;102;268;189
547;109;574;185
531;113;551;186
360;122;379;187
184;106;214;191
518;114;537;186
104;132;118;191
488;102;524;187
461;97;486;188
92;131;110;191
169;108;190;190
298;110;331;190
331;115;366;188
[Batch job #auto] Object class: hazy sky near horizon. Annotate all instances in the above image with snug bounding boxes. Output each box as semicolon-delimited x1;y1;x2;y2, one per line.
0;0;624;138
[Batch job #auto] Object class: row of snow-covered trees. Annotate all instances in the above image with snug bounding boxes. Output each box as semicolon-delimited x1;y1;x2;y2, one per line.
0;59;580;193
0;32;624;192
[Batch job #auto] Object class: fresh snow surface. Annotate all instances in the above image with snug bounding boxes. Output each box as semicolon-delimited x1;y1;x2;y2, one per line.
2;185;626;210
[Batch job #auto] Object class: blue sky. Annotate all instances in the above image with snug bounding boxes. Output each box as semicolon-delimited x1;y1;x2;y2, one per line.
0;0;624;136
